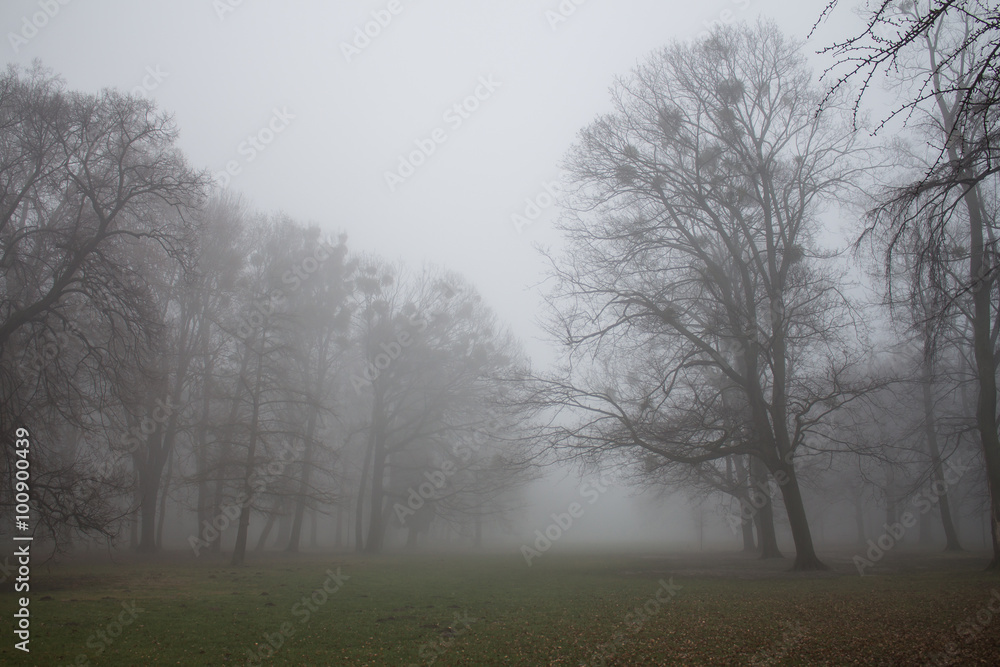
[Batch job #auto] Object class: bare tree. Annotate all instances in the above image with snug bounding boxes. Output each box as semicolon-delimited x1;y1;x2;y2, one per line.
819;0;1000;175
540;21;874;570
857;3;999;565
349;259;532;553
0;63;206;547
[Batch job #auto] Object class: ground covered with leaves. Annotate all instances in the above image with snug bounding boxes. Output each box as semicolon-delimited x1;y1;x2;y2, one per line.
2;548;1000;665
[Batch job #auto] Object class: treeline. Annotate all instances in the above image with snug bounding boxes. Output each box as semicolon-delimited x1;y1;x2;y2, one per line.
0;64;536;564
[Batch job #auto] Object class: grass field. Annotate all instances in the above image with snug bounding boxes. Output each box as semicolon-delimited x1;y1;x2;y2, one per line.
3;548;1000;665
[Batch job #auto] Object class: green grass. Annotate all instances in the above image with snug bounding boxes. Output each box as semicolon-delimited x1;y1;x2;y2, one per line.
3;549;1000;665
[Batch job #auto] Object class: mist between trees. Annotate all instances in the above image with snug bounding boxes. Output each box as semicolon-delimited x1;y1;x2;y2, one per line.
2;2;1000;584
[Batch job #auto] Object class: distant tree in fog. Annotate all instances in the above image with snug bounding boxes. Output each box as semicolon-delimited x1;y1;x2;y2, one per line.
347;259;534;554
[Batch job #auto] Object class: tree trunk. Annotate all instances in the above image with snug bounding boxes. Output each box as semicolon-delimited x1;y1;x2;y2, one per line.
733;455;757;553
855;500;866;547
155;450;174;549
255;506;279;552
208;348;252;554
335;502;344;549
231;348;265;567
364;390;388;554
964;187;1000;568
751;457;782;559
365;445;388;553
741;514;757;553
194;344;216;553
309;508;319;549
885;464;898;532
136;429;166;553
773;457;827;571
274;509;293;549
765;281;825;571
927;41;1000;570
921;349;964;551
287;352;327;552
286;420;316;552
355;428;375;553
129;505;139;550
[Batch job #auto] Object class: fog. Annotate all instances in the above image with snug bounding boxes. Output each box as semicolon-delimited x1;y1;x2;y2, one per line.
0;0;993;557
3;0;1000;662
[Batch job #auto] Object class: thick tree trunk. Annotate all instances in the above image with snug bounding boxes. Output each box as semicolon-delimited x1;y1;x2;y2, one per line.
740;515;757;553
732;455;757;553
751;457;782;559
773;458;827;571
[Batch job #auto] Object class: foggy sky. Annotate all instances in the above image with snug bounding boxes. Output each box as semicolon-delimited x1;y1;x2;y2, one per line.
0;0;864;367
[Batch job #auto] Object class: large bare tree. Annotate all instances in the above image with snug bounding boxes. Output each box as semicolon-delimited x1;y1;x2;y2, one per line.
0;63;206;547
540;21;873;570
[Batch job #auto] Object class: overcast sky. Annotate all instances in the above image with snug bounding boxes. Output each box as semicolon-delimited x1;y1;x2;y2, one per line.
1;0;865;366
